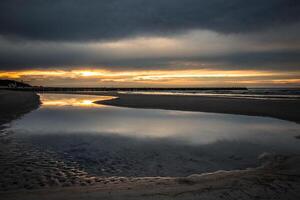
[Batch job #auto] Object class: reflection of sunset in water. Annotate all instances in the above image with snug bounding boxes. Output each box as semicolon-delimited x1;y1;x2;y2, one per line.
39;94;115;107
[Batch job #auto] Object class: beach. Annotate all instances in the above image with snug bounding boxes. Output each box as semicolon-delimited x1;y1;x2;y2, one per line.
0;90;40;125
1;0;299;199
30;90;300;123
0;90;300;200
97;92;300;123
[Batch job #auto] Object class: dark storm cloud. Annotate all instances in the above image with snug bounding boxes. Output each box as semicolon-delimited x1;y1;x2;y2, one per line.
0;0;299;41
182;50;300;71
0;38;299;71
0;0;299;73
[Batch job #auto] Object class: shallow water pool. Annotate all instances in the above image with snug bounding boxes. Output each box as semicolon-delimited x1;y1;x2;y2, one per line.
6;93;300;176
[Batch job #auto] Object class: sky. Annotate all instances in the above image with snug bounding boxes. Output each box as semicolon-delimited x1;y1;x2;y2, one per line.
0;0;299;87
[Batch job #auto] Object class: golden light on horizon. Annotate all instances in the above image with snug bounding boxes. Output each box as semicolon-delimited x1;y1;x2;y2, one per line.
42;99;95;107
40;94;116;107
80;72;98;77
0;68;299;87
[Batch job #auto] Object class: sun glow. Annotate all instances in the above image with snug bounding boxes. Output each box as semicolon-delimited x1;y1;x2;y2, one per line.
75;71;104;77
0;69;299;87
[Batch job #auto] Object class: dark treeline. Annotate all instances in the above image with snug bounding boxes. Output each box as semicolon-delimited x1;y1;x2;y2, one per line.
0;79;31;87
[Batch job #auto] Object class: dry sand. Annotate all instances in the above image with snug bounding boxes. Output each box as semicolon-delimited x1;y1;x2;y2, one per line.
1;90;300;199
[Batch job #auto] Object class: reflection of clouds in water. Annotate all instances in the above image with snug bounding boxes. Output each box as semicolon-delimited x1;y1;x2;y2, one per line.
7;93;300;176
10;104;300;147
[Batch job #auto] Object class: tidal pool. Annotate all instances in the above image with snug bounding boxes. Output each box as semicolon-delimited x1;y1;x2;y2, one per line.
6;93;300;177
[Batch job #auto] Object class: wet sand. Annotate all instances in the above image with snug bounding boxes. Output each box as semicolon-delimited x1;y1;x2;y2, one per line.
0;91;104;190
1;154;300;200
33;90;300;123
0;90;40;125
97;93;300;123
1;90;300;199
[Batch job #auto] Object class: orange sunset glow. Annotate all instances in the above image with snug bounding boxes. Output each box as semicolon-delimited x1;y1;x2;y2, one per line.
0;69;299;87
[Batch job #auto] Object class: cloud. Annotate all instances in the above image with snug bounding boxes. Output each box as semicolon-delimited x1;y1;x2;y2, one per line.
1;68;299;87
0;0;299;77
0;26;299;71
0;0;299;42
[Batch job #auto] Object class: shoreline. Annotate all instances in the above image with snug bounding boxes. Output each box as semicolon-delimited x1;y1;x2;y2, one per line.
96;93;300;123
1;90;300;199
0;90;40;126
27;90;300;123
